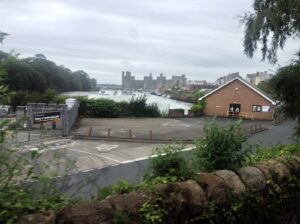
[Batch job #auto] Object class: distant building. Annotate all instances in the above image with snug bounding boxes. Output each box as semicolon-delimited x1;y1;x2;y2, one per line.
121;71;187;90
186;80;217;92
246;71;272;86
215;72;241;86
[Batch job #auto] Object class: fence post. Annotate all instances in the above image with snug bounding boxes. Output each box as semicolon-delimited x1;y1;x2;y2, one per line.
259;123;262;130
129;129;132;139
149;130;152;140
61;104;68;136
88;127;93;137
250;125;253;134
108;128;111;138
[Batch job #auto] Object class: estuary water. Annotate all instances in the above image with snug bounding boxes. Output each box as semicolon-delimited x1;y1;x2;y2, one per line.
63;90;193;114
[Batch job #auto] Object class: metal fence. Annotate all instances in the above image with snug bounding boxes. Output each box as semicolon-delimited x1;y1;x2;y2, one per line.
1;101;79;143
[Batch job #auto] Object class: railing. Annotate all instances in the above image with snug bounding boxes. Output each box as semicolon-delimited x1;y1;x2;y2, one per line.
226;111;254;120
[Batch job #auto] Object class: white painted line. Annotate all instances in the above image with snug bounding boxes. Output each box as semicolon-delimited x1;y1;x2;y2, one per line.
120;146;195;164
67;148;121;163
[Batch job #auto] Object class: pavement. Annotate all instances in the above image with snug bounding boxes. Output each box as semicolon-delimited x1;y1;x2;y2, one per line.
11;117;297;197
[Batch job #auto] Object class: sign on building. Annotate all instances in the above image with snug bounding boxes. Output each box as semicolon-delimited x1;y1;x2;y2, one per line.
33;111;61;124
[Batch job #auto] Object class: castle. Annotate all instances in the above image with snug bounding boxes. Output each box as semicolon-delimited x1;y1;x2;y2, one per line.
121;71;187;91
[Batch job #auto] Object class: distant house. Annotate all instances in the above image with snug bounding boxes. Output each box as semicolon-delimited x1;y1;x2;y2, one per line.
199;77;277;120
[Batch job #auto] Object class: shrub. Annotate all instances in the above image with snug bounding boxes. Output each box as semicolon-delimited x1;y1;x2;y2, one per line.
118;101;130;116
96;180;135;200
75;96;89;115
190;100;206;112
144;103;161;117
193;118;249;171
145;144;195;182
87;98;121;118
246;141;300;165
128;95;161;117
128;95;147;117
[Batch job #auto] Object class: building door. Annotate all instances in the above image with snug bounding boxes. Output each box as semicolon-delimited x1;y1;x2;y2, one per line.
229;103;241;118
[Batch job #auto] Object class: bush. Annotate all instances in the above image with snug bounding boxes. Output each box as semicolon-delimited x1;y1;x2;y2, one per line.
145;144;195;182
190;100;206;112
118;101;130;116
246;141;300;165
87;98;121;118
96;180;135;200
144;103;161;117
75;96;89;115
193;118;249;171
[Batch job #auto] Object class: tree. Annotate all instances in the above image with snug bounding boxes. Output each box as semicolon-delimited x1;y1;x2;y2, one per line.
272;55;300;135
0;31;9;44
241;0;300;63
0;32;9;99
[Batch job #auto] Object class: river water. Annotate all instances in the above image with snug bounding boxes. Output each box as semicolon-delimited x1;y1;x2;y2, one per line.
63;90;192;114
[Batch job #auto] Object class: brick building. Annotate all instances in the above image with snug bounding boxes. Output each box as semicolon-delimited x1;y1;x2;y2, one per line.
199;77;276;120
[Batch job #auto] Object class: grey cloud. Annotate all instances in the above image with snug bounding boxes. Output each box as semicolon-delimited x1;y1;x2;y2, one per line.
0;0;298;84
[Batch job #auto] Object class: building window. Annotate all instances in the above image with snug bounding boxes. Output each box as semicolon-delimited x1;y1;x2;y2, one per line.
252;105;262;112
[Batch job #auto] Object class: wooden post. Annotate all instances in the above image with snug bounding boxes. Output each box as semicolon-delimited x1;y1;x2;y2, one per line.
108;128;111;138
250;125;253;134
129;129;132;139
259;123;262;130
243;127;247;135
149;130;153;140
88;127;93;137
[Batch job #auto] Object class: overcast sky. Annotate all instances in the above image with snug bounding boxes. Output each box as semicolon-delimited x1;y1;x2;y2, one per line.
0;0;298;84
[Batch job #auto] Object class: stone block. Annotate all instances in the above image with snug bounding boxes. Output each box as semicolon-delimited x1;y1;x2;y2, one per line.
237;166;266;190
214;170;246;196
195;172;229;204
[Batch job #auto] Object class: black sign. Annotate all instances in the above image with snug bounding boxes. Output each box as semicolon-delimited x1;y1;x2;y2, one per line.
33;112;61;124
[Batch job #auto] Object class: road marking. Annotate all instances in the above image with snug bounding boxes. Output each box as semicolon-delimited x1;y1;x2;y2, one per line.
96;144;119;152
67;148;121;163
120;146;195;164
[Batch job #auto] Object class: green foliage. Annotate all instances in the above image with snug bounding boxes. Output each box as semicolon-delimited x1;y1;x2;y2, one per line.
96;180;135;200
190;100;206;113
145;144;195;182
0;119;10;143
76;96;162;118
0;186;72;224
0;31;9;43
0;48;97;104
246;141;300;165
256;79;276;98
271;57;300;136
87;98;121;118
194;118;249;171
241;0;300;63
128;95;161;117
0;146;74;223
190;90;205;103
139;197;167;224
113;209;130;224
118;101;130;116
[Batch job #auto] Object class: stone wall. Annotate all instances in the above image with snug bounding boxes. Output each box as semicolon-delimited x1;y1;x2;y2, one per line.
18;156;300;224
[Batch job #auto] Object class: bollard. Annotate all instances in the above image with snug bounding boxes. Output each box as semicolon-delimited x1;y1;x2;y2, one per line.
149;130;153;140
250;125;253;134
259;123;262;130
88;127;93;137
108;128;111;138
129;129;132;139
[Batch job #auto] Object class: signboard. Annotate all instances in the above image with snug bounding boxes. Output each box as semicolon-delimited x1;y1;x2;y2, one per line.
33;111;61;124
262;106;272;112
0;105;10;115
